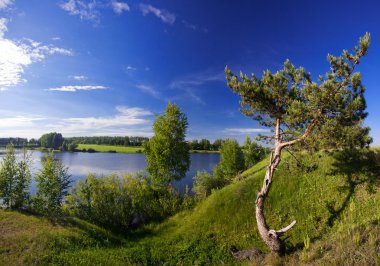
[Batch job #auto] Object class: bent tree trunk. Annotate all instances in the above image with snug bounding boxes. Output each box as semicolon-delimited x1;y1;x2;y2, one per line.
255;119;296;254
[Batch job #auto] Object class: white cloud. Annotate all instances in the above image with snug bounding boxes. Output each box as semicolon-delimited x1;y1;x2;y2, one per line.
48;106;153;136
111;1;130;14
136;84;161;99
0;115;45;129
223;128;270;135
62;106;151;128
60;0;99;22
139;4;175;24
52;36;61;41
0;0;13;9
125;65;136;71
0;107;154;138
0;17;7;37
47;85;107;92
0;19;73;90
71;75;88;80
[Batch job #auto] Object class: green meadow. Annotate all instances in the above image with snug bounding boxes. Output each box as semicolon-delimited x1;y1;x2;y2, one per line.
76;144;143;153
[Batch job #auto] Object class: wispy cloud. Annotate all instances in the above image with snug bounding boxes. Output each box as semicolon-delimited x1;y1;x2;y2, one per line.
0;18;73;90
0;0;13;9
52;36;61;41
125;65;136;71
136;84;161;99
170;70;225;89
168;69;225;105
70;75;88;81
223;128;270;135
0;115;45;129
60;106;152;128
111;1;130;14
184;88;205;105
139;4;175;24
0;107;154;138
60;0;100;22
182;20;208;33
47;85;107;92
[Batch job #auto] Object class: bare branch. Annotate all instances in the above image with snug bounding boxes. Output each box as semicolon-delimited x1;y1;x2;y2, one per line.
275;220;297;236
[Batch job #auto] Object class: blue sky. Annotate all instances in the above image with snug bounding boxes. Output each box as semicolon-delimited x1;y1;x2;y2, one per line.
0;0;379;145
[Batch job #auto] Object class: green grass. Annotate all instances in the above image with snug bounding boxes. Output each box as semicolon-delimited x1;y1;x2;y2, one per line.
76;144;143;153
1;149;379;265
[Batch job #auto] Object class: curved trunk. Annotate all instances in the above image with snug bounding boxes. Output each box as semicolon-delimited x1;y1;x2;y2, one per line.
255;146;284;253
255;119;296;254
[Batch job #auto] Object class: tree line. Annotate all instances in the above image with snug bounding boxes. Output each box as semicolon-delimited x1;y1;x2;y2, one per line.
65;136;150;147
1;135;229;152
188;139;223;151
0;138;38;147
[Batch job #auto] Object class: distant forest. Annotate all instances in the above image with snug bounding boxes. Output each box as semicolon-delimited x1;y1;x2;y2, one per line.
0;135;224;151
65;136;149;146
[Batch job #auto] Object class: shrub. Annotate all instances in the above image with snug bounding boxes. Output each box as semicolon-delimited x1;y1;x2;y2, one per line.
192;170;227;199
65;173;187;232
33;152;71;216
0;145;32;209
219;139;244;180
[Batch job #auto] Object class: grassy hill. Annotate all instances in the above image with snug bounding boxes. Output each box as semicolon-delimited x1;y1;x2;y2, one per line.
1;149;379;265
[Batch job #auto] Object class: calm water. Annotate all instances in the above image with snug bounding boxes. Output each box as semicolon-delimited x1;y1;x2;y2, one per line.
0;149;220;193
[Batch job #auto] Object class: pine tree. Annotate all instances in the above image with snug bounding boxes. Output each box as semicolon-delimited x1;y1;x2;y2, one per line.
225;33;371;253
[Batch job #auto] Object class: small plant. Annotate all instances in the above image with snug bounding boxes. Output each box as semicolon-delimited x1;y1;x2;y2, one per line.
303;234;310;251
352;230;361;246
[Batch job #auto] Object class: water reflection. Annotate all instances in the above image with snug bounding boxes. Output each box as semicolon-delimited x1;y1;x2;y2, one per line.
0;149;220;193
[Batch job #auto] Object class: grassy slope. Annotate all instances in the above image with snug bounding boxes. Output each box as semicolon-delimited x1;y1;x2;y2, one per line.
1;150;379;265
76;144;143;153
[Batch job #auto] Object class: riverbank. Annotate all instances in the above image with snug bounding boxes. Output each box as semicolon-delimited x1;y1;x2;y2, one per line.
75;144;219;154
1;144;220;154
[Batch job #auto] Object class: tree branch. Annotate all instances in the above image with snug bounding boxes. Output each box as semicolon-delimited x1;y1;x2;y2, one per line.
280;119;319;149
275;220;297;236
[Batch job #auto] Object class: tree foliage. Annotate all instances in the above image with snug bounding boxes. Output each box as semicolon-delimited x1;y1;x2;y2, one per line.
242;136;266;169
0;145;31;209
0;138;28;147
225;33;371;253
143;103;190;186
218;139;244;179
34;152;71;215
192;170;226;199
65;172;194;232
65;136;149;147
39;132;64;150
225;33;371;149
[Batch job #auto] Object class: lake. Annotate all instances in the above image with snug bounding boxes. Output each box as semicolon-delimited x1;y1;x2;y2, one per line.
0;149;220;193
